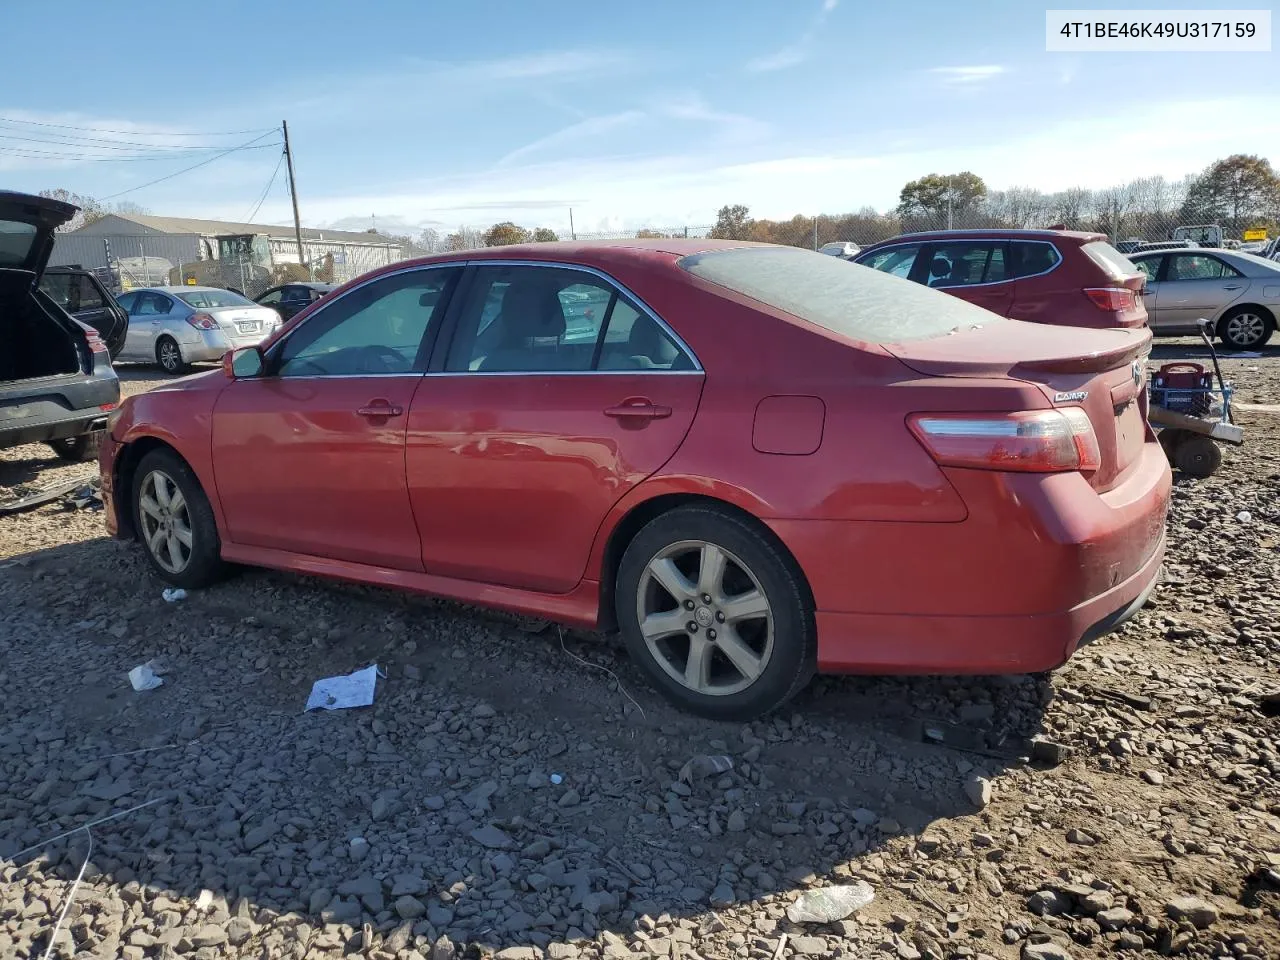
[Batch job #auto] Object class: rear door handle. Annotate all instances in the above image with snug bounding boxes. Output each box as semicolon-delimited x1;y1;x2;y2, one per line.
357;401;403;418
604;398;671;420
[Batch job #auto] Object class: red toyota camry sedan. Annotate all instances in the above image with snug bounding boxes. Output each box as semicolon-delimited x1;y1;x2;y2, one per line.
100;240;1171;720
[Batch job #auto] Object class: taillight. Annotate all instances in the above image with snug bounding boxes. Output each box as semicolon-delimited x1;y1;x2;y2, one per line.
908;409;1101;473
187;312;218;330
85;330;109;354
1084;287;1137;312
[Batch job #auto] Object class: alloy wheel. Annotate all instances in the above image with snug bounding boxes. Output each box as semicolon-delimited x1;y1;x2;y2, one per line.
1225;312;1266;347
635;540;774;696
138;469;193;574
158;340;182;372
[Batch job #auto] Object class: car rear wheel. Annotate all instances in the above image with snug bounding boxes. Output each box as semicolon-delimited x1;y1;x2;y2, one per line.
156;336;188;374
48;432;103;462
131;449;226;588
616;505;815;720
1218;307;1273;350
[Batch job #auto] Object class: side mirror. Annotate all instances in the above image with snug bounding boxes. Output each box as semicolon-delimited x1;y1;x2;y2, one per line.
224;346;264;379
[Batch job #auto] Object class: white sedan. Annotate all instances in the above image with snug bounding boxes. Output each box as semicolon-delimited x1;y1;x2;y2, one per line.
115;286;283;374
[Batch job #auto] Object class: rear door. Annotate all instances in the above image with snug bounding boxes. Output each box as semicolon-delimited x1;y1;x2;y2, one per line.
1130;255;1166;330
917;239;1014;315
406;262;704;593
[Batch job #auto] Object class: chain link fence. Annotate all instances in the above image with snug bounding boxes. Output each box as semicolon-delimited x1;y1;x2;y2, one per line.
49;232;412;301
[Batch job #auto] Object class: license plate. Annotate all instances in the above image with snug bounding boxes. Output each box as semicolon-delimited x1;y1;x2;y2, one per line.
235;320;260;334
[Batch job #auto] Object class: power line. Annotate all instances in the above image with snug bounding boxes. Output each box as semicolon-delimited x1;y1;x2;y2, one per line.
0;143;280;163
0;115;276;137
0;132;225;153
243;149;287;223
0;129;226;152
98;131;282;200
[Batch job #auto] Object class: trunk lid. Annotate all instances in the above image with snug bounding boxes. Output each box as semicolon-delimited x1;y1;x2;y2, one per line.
886;319;1152;491
210;305;276;339
0;191;78;278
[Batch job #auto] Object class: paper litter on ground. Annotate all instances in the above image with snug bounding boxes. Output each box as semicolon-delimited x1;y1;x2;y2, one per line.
305;664;380;711
128;662;163;691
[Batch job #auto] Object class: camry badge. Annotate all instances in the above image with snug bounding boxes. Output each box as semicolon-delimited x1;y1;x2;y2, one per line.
1054;390;1088;402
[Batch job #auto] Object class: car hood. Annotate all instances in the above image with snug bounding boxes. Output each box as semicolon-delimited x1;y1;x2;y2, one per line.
0;191;78;279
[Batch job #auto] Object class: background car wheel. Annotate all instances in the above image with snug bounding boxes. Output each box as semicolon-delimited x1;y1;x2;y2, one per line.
131;449;227;588
156;336;188;374
48;432;103;462
615;504;816;721
1218;307;1273;350
1173;435;1222;479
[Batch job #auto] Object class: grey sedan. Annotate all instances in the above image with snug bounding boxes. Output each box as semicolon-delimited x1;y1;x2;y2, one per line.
1128;248;1280;349
115;286;283;374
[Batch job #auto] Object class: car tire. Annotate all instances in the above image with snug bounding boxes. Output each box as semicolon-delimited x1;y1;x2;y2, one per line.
48;432;103;462
615;504;816;721
1172;435;1222;479
131;448;227;588
1217;306;1273;350
156;336;189;375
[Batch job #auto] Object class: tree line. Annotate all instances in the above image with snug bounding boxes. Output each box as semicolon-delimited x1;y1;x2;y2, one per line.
709;154;1280;247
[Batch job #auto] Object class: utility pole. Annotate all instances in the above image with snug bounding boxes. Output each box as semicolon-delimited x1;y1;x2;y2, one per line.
282;120;306;269
569;208;576;240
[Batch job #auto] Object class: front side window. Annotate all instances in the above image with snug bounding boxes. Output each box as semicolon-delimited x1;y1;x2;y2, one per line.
858;244;920;279
1166;254;1239;281
257;288;283;306
277;267;458;377
923;241;1003;288
134;292;172;316
116;292;138;313
76;274;104;311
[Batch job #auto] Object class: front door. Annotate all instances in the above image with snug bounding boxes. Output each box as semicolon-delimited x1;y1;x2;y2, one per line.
407;263;704;594
211;265;460;569
117;290;173;361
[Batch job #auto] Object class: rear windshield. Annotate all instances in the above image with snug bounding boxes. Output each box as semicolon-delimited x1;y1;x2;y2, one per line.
679;245;995;343
176;289;255;309
0;219;38;267
1081;241;1140;280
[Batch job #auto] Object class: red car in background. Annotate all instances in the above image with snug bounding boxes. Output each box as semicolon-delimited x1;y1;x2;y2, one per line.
854;229;1148;329
99;240;1170;721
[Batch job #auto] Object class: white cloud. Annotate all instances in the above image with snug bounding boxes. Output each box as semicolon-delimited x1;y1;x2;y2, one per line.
746;45;808;73
495;111;646;167
823;0;839;11
929;65;1008;85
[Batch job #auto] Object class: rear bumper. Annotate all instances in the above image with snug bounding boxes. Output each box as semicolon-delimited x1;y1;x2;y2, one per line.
0;408;111;449
179;328;275;363
769;439;1172;675
812;533;1164;674
0;375;119;449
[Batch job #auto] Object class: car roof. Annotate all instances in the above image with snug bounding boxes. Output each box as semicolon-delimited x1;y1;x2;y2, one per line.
861;228;1106;249
368;238;768;273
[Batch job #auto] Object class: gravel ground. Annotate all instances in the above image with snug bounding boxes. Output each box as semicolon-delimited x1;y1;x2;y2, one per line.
1;346;1278;960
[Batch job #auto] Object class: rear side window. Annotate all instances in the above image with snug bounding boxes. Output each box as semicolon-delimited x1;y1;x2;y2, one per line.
1008;241;1062;279
0;220;37;267
1081;241;1140;280
681;246;996;343
923;241;1004;287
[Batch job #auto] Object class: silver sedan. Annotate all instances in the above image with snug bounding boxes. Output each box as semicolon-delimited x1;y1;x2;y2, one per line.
1129;248;1280;349
115;286;283;374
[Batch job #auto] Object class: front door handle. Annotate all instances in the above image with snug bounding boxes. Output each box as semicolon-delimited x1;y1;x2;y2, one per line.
357;400;403;418
604;398;671;420
1222;284;1242;290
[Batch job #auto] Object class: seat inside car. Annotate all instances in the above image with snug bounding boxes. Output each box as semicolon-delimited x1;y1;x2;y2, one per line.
478;279;570;371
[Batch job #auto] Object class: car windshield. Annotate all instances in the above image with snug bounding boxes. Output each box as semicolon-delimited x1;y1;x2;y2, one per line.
176;289;256;309
0;219;38;267
679;245;995;343
1080;241;1140;280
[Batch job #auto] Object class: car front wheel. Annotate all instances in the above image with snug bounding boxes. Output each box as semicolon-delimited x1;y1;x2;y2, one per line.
616;505;816;721
131;449;227;588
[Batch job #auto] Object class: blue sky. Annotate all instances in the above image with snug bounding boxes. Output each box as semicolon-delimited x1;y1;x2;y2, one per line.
3;0;1277;236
